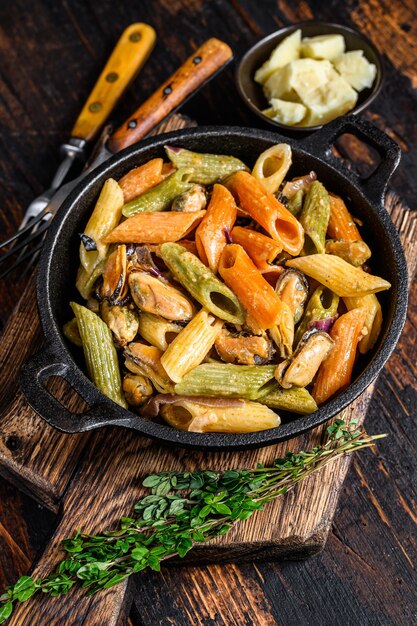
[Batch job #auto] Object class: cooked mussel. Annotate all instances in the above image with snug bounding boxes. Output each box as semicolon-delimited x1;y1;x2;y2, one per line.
122;373;153;407
101;244;128;304
275;269;309;324
171;184;207;212
274;329;334;389
124;342;173;394
128;272;195;321
215;329;274;365
325;240;371;267
100;300;139;347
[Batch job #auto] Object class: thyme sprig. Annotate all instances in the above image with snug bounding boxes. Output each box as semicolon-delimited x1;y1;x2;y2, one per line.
0;419;385;623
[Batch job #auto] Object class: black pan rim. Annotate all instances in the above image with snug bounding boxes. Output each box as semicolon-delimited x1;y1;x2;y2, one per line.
31;124;408;451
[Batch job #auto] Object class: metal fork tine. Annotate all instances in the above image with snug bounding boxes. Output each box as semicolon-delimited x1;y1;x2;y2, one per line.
13;216;48;266
0;218;51;266
0;209;50;251
21;245;43;278
0;239;45;281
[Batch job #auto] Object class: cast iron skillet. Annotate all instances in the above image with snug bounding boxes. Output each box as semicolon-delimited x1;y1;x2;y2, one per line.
20;115;408;451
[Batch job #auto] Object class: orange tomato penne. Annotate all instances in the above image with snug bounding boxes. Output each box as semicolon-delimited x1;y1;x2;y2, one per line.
118;158;164;203
312;307;367;404
104;211;206;244
327;193;363;242
231;226;282;267
218;244;285;329
226;171;304;256
195;184;237;272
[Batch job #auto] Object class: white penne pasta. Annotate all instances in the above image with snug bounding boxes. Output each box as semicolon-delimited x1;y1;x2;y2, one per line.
79;178;124;275
160;399;280;433
138;312;183;351
344;293;383;353
286;254;391;297
252;144;292;194
161;309;224;383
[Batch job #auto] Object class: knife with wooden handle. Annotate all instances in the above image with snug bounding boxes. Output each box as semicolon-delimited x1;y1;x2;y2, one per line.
40;38;233;217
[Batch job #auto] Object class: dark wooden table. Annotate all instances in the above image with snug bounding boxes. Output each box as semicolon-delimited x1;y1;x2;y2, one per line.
0;1;416;625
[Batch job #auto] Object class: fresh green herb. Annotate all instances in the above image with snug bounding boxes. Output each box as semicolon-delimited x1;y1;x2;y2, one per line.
0;419;385;623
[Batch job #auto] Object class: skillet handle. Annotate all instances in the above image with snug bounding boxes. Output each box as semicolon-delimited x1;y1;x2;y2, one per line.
300;115;401;206
20;347;130;433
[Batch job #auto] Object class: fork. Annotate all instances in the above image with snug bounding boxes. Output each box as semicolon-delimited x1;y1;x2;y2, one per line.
0;38;233;281
0;22;156;279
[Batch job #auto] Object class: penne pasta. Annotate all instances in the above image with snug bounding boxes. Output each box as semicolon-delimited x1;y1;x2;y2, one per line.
124;342;173;394
218;244;285;329
299;181;331;254
104;210;206;244
79;178;124;278
226;171;304;255
286;188;304;216
259;385;318;414
161;398;280;433
76;260;106;300
122;167;194;217
138;312;183;351
70;302;127;408
327;193;363;242
286;254;391;297
295;285;339;346
159;242;245;325
312;307;367;404
161;309;224;382
195;184;237;272
63;318;82;347
68;142;394;434
344;293;382;354
175;362;276;400
165;146;248;184
118;158;164;203
252;143;292;194
230;226;282;267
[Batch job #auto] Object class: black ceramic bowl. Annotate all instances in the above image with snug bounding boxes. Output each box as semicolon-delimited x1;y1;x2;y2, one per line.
236;22;384;133
21;116;407;451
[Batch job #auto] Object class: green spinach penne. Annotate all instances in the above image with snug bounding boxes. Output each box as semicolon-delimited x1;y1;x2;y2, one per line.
259;385;318;414
122;168;194;217
299;180;330;254
175;363;276;400
165;146;248;185
294;285;339;346
159;242;245;325
71;302;127;408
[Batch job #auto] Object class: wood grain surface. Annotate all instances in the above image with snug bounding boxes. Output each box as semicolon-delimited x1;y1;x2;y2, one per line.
0;1;416;625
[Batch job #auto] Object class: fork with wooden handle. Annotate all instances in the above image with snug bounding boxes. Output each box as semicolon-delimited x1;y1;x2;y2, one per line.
0;22;156;278
0;38;233;279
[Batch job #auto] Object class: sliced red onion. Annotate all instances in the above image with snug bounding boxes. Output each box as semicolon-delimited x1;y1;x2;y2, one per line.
142;394;245;418
224;226;233;244
308;314;338;334
164;145;182;154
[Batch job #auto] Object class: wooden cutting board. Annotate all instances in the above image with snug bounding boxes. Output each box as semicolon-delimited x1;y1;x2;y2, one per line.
1;114;416;625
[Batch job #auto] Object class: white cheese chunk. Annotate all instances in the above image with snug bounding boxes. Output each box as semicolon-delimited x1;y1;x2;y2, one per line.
301;34;345;61
334;50;377;91
254;29;301;84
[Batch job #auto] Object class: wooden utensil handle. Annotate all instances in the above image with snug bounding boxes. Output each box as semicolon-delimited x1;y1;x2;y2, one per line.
107;38;233;153
71;23;156;143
